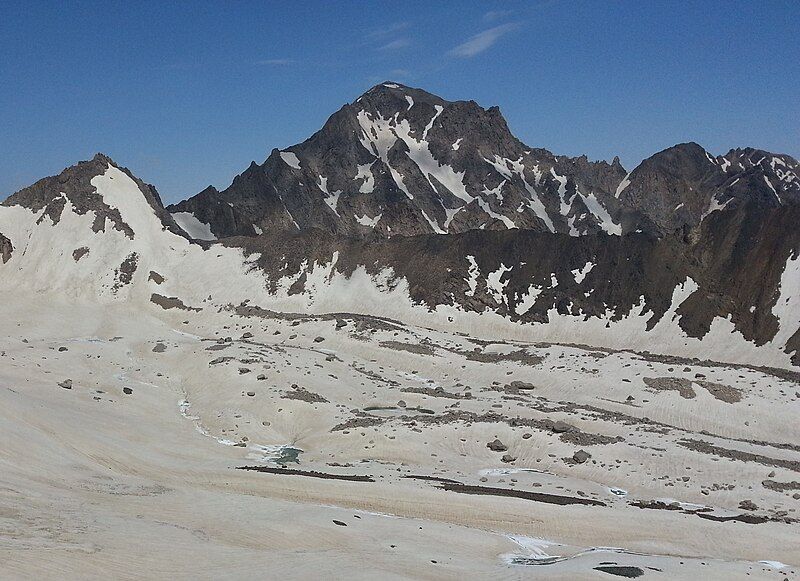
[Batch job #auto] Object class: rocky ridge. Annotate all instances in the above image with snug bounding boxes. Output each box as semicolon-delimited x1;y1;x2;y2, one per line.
167;82;799;240
0;83;798;369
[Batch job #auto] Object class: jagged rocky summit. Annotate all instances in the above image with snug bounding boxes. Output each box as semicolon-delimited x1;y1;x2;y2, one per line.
168;82;799;241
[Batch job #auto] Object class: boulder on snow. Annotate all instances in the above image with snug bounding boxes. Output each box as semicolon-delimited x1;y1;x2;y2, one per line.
573;450;591;464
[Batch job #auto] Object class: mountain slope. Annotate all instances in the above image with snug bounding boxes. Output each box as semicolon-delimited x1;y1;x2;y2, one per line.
0;154;264;304
3;161;799;581
168;82;800;240
222;199;800;366
617;143;800;234
2;153;185;240
2;152;796;368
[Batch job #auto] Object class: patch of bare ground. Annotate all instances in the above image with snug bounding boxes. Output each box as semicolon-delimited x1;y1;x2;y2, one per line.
678;439;800;472
379;341;436;356
442;346;544;366
150;293;201;312
230;302;405;332
402;475;462;485
762;479;800;492
148;270;165;284
350;364;400;387
434;481;606;507
282;384;328;403
72;247;89;261
643;377;695;398
695;380;742;403
330;415;385;432
400;386;471;399
236;466;373;482
632;351;800;385
630;500;774;525
694;513;770;524
401;410;621;445
112;252;139;292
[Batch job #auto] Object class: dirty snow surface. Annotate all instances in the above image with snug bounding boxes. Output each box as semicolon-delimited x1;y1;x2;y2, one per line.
1;295;798;579
0;165;798;579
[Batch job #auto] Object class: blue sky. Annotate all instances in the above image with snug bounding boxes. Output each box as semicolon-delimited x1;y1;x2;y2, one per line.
1;1;798;203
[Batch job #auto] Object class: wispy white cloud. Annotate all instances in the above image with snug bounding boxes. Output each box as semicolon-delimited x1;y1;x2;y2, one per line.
379;38;410;51
367;21;410;39
448;23;521;58
483;9;515;22
254;58;294;66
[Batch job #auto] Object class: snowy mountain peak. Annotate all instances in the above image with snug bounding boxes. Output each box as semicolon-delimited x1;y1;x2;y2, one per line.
170;83;626;239
1;153;187;244
358;81;446;105
167;83;798;242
